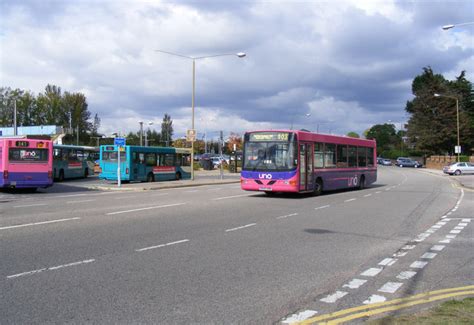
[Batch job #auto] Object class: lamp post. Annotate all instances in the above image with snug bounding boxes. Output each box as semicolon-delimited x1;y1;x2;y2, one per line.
155;50;246;180
139;121;144;146
442;21;474;30
434;93;460;162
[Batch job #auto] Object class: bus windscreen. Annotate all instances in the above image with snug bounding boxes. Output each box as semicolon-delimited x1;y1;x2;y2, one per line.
8;148;49;162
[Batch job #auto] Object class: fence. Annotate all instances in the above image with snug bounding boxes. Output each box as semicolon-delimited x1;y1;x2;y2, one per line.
426;155;474;169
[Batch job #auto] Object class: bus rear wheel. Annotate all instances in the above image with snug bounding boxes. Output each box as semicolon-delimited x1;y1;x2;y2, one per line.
147;173;155;182
84;168;89;178
175;172;181;180
58;170;65;182
313;178;323;196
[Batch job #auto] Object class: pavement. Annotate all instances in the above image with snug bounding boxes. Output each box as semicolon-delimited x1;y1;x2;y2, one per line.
88;169;241;191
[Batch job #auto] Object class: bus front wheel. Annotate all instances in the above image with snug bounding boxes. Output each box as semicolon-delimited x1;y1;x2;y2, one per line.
313;178;323;196
147;173;155;182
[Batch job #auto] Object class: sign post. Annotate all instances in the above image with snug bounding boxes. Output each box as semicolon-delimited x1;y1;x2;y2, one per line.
186;129;196;180
114;138;126;187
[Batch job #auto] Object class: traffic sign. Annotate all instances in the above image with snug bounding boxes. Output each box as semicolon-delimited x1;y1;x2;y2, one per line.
186;129;196;142
455;145;461;154
114;137;126;147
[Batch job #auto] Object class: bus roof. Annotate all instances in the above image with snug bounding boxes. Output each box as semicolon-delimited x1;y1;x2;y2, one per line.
245;129;376;147
54;144;98;151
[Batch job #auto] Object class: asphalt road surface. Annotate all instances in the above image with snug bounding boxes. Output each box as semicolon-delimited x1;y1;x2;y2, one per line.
1;167;472;324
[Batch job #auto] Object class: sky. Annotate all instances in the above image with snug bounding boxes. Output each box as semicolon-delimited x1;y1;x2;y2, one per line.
0;0;473;140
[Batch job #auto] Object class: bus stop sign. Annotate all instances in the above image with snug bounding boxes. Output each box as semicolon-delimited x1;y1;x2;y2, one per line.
114;137;126;147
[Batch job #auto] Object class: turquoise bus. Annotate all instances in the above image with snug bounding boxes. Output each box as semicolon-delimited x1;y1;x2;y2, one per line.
53;145;98;181
99;145;191;182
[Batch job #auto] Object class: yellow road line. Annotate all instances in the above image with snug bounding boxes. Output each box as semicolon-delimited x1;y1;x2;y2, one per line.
297;285;474;324
323;290;474;324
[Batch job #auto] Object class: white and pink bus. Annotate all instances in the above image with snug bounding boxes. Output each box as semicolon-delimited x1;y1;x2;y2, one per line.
0;138;53;189
241;130;377;195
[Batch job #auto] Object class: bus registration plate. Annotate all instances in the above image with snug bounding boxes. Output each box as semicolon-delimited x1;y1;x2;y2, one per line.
259;187;272;191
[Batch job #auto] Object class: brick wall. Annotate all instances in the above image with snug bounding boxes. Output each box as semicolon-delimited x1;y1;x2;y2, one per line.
426;155;474;169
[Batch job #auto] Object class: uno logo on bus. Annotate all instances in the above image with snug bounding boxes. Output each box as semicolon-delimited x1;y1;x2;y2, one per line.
348;176;358;186
258;173;273;180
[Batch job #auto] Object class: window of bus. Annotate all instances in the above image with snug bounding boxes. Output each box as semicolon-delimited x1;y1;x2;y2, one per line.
348;146;357;167
103;151;126;161
145;153;157;166
358;147;367;167
337;145;348;168
177;154;191;166
8;148;49;162
367;148;374;167
314;143;324;168
53;148;63;161
164;154;175;166
324;143;336;168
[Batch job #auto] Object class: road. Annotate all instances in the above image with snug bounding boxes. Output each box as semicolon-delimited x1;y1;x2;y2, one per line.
0;167;472;324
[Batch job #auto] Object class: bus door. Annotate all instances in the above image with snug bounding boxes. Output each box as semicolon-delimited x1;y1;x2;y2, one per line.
135;152;147;181
299;143;313;191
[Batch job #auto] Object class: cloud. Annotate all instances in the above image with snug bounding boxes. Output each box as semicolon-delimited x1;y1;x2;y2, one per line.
0;0;472;138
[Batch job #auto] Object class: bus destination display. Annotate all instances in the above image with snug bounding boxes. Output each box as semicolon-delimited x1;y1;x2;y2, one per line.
249;132;290;141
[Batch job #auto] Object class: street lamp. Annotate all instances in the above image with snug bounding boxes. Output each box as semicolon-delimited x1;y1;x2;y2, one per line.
442;21;474;30
434;93;460;162
138;121;144;146
155;50;246;180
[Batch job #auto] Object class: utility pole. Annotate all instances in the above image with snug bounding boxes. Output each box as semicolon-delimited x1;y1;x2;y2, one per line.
219;130;224;180
13;99;17;136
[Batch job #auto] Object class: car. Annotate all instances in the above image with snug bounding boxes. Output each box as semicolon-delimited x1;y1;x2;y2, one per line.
443;162;474;175
395;157;422;168
211;156;228;167
377;158;392;166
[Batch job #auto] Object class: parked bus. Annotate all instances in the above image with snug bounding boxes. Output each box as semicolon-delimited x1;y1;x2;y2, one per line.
0;138;53;189
241;130;376;195
53;145;98;181
99;145;191;182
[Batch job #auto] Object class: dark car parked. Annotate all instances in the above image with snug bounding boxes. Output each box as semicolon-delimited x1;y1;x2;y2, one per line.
395;157;422;168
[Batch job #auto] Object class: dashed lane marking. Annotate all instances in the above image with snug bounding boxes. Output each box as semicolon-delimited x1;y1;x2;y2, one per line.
378;258;397;266
342;279;367;289
344;198;356;203
0;217;81;231
421;252;437;259
431;245;446;251
360;268;383;277
7;259;95;279
410;261;428;269
225;223;257;232
378;282;403;294
106;203;186;215
281;310;318;324
277;213;298;219
13;203;47;208
314;205;330;210
396;271;417;280
136;239;190;252
297;286;474;325
212;194;252;201
320;291;348;303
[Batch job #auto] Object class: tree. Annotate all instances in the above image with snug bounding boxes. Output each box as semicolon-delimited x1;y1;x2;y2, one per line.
227;132;242;152
405;67;474;155
366;123;400;157
346;131;360;138
161;114;173;146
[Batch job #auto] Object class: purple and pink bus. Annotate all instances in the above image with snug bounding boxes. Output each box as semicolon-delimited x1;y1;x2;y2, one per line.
241;130;377;195
0;138;53;189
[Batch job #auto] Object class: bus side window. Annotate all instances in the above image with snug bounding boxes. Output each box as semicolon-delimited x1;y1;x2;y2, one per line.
324;143;336;168
357;147;367;167
139;153;145;164
336;145;348;168
348;146;357;167
145;153;156;166
176;154;182;166
183;154;191;166
314;143;324;168
164;154;174;166
367;148;374;167
62;149;70;161
77;150;84;161
54;148;62;160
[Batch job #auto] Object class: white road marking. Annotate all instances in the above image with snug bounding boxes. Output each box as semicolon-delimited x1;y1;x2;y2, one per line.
106;203;186;215
375;191;382;194
276;213;298;219
450;230;461;234
55;194;88;198
342;279;367;289
363;295;386;305
360;267;383;277
66;199;95;204
446;234;457;239
378;282;403;294
393;251;408;258
402;245;416;250
136;239;190;252
363;194;372;197
436;221;447;225
225;223;257;232
344;198;356;202
397;271;417;280
0;217;81;231
13;203;47;208
431;225;442;229
431;245;445;251
439;239;451;244
458;222;468;227
315;205;330;210
454;226;465;230
462;219;471;222
185;190;199;193
7;259;95;279
421;252;437;259
410;261;428;269
379;258;397;266
426;229;436;233
212;194;252;201
320;291;348;303
282;310;318;324
114;196;136;200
